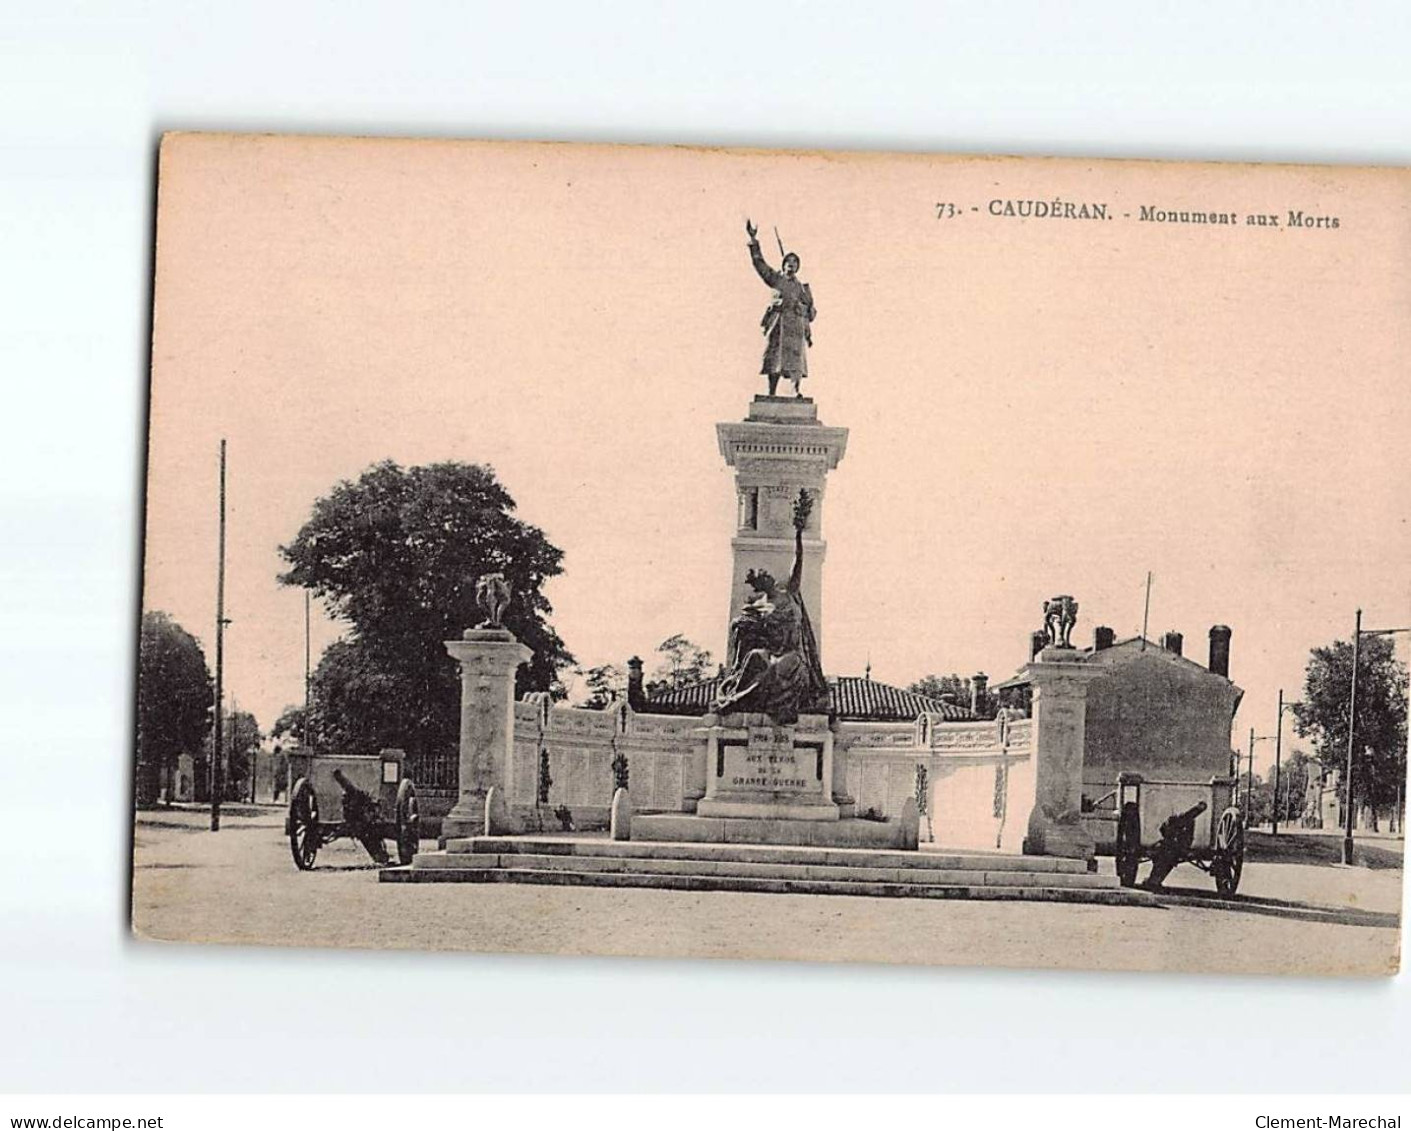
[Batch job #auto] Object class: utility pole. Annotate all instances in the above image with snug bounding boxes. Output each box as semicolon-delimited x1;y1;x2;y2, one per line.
1341;615;1411;856
1342;609;1361;865
1247;727;1255;816
303;590;312;752
211;438;227;832
1272;690;1283;835
1272;689;1299;835
1140;571;1152;651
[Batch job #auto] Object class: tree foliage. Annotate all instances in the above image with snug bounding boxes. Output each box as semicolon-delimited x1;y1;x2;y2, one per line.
1293;633;1408;814
577;663;624;710
279;461;573;759
203;708;262;802
908;673;971;704
136;611;212;807
270;704;307;748
645;633;715;697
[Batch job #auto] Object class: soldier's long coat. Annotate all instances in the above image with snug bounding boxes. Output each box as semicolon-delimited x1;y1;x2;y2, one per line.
750;243;815;380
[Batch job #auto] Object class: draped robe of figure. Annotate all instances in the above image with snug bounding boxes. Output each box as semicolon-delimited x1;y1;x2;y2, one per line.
749;239;815;383
715;519;829;724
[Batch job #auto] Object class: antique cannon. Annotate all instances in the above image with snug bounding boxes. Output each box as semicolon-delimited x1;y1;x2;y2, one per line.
284;749;420;870
1104;773;1246;895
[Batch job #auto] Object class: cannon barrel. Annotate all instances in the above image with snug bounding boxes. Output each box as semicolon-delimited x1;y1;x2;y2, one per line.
331;768;366;796
1157;799;1208;840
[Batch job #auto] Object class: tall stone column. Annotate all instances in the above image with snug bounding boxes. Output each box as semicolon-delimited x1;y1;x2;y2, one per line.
441;627;532;839
717;397;847;655
1021;647;1103;861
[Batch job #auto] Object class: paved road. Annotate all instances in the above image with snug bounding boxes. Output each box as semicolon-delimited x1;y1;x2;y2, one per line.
131;807;1402;976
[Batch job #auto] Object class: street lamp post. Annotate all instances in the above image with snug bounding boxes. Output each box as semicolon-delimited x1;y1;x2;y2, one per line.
1272;689;1300;836
1343;611;1411;865
1246;732;1278;825
1247;728;1255;814
1344;608;1363;866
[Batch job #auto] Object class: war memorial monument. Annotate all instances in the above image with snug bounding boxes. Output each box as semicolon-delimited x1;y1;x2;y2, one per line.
388;221;1134;902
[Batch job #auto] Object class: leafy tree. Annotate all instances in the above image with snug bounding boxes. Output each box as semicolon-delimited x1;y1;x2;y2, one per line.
577;663;624;710
1292;633;1408;821
1271;748;1317;826
136;611;212;808
908;673;971;704
1241;771;1276;828
645;633;715;697
270;704;307;748
279;460;573;760
203;708;261;802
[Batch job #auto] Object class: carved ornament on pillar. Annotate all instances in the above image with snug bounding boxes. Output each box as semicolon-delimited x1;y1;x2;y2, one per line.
474;572;512;630
1042;595;1079;649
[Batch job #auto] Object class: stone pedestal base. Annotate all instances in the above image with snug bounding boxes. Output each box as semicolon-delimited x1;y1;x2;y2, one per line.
441;794;488;841
695;796;840;821
630;812;918;850
697;713;839;822
1023;812;1096;862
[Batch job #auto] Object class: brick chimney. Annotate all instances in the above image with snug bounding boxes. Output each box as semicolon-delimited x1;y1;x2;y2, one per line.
625;656;645;711
1093;625;1115;651
971;672;989;717
1208;626;1231;678
1161;630;1184;657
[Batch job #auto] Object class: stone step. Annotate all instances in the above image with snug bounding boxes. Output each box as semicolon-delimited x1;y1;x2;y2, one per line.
382;864;1151;906
446;836;1091;875
416;850;1115;889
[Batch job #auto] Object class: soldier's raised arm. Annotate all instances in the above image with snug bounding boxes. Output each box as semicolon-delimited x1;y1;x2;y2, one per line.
745;218;781;288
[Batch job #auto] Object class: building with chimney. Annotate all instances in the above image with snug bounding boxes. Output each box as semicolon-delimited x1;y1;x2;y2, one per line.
993;623;1243;812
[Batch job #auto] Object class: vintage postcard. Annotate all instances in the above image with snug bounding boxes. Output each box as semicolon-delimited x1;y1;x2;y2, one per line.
133;133;1408;975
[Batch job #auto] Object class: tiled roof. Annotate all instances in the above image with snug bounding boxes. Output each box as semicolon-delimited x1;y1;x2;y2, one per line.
643;675;975;722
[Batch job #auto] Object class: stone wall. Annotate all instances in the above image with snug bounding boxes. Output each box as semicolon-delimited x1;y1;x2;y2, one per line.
509;697;703;830
499;701;1034;849
837;715;1034;852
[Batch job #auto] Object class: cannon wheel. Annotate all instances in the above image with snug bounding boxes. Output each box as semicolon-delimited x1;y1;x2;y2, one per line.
1212;806;1245;896
288;778;320;871
395;779;420;866
1115;801;1142;887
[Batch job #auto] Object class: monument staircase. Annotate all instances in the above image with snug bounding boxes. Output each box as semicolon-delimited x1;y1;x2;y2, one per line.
382;835;1152;906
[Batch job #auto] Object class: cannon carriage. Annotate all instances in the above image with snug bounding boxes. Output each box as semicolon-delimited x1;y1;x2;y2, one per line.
284;748;420;870
1088;772;1246;895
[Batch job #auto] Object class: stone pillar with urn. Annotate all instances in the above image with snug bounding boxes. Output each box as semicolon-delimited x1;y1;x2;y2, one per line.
440;573;532;840
1021;595;1102;863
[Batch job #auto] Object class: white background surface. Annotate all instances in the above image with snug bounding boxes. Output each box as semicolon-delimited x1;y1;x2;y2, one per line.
1;0;1408;1094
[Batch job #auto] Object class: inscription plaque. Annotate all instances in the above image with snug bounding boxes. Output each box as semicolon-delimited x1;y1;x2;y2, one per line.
719;728;817;794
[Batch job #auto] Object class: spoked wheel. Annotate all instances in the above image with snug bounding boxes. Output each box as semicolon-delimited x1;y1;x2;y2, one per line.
1212;806;1245;896
395;779;420;866
1115;801;1142;887
288;778;320;871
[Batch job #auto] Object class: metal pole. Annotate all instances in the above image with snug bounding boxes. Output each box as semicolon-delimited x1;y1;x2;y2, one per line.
1247;727;1255;817
1140;571;1152;650
304;590;311;752
1272;689;1284;836
211;439;226;832
1342;608;1361;865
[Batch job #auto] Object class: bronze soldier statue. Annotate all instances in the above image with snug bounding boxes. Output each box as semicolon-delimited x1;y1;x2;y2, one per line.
746;219;815;398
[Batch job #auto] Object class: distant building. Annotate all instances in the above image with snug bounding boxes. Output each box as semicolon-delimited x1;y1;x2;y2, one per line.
994;624;1244;807
168;752;197;803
